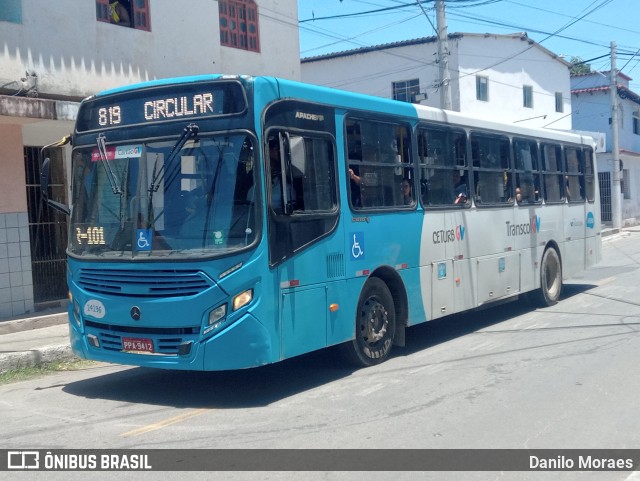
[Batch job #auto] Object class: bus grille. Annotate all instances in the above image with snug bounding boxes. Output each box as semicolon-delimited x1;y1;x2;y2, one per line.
77;268;214;298
85;321;198;355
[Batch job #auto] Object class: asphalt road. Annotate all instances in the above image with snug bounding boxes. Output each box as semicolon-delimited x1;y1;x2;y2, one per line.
1;229;640;481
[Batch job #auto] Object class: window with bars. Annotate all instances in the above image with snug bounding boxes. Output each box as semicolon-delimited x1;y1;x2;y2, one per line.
96;0;150;31
24;147;69;304
392;79;420;103
218;0;260;53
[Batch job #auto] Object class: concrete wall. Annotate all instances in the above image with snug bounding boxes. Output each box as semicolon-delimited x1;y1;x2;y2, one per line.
302;34;571;130
301;41;444;108
0;0;300;318
456;35;571;130
0;125;33;318
0;124;26;213
0;0;301;100
572;73;640;225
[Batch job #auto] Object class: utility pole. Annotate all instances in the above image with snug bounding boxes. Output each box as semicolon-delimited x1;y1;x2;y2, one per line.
610;41;622;229
435;0;452;110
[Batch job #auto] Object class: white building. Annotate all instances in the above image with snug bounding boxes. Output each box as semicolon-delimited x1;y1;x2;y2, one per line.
0;0;300;318
572;71;640;225
302;32;572;130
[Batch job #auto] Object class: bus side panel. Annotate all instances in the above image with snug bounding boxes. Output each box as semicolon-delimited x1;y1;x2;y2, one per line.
562;202;588;279
465;207;519;305
281;285;327;359
446;209;474;313
585;201;601;269
419;210;448;322
345;211;423;326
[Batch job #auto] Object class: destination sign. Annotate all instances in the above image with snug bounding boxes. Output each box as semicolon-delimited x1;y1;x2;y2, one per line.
76;81;247;132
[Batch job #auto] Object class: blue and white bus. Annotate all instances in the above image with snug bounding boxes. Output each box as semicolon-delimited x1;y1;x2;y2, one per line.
41;74;601;370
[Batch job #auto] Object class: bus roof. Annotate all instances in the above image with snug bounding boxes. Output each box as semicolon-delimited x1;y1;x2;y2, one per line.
88;74;594;147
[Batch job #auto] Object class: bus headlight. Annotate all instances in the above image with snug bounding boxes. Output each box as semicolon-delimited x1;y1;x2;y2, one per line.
233;289;253;311
204;304;228;336
208;304;227;326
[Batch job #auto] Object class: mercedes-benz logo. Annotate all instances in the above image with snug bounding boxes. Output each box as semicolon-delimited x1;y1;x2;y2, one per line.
130;306;142;321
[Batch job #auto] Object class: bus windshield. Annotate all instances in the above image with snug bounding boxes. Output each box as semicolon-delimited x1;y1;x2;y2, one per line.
69;132;258;258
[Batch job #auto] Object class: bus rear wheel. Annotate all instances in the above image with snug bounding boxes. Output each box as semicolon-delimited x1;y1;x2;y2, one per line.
343;277;396;367
536;247;562;306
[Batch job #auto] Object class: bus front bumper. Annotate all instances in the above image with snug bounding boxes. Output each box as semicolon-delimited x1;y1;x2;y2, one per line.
70;312;274;371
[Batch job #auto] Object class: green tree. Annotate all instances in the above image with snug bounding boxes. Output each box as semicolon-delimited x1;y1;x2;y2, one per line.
570;56;592;75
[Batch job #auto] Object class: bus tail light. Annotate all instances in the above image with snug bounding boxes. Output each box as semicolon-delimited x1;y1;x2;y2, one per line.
233;289;253;311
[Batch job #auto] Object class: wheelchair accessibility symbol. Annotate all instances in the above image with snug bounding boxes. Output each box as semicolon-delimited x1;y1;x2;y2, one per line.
350;232;365;260
136;229;152;251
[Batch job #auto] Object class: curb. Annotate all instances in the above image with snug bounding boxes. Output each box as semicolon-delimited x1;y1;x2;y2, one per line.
0;345;76;375
0;312;68;335
601;228;620;238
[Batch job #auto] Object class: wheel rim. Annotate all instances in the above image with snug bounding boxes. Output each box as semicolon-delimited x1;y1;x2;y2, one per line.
358;296;389;348
543;251;561;299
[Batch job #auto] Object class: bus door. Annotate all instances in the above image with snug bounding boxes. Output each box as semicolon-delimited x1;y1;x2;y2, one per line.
470;133;520;306
422;208;452;321
563;146;588;275
266;130;342;360
445;207;473;314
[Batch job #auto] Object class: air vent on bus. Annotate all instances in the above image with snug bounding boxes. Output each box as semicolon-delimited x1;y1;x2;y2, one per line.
77;268;214;298
326;253;345;279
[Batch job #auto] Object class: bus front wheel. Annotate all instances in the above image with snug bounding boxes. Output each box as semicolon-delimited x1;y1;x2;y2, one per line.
536;247;562;307
343;277;396;367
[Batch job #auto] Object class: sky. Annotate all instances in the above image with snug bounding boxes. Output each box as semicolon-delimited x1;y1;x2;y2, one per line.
297;0;640;89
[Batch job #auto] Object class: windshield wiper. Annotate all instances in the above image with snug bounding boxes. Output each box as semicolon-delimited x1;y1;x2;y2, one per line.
148;123;199;193
96;134;123;195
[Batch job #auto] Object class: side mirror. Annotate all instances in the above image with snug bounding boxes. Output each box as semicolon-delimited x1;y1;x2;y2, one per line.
41;157;71;216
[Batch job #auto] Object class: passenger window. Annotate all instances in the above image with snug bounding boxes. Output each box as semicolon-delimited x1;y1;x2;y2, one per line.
417;127;468;207
470;133;511;205
565;147;585;203
513;138;541;204
541;143;565;203
346;118;413;210
267;130;338;266
584;148;595;202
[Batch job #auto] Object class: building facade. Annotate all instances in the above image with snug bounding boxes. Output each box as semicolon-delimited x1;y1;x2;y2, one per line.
572;71;640;226
302;32;572;130
0;0;300;319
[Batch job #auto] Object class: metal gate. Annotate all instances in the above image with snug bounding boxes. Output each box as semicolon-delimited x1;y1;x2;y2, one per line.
24;146;68;305
599;171;612;223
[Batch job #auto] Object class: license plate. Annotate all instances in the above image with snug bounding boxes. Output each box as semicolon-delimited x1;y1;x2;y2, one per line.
122;337;154;353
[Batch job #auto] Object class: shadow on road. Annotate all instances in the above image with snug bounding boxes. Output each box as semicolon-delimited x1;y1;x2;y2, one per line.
62;282;597;409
